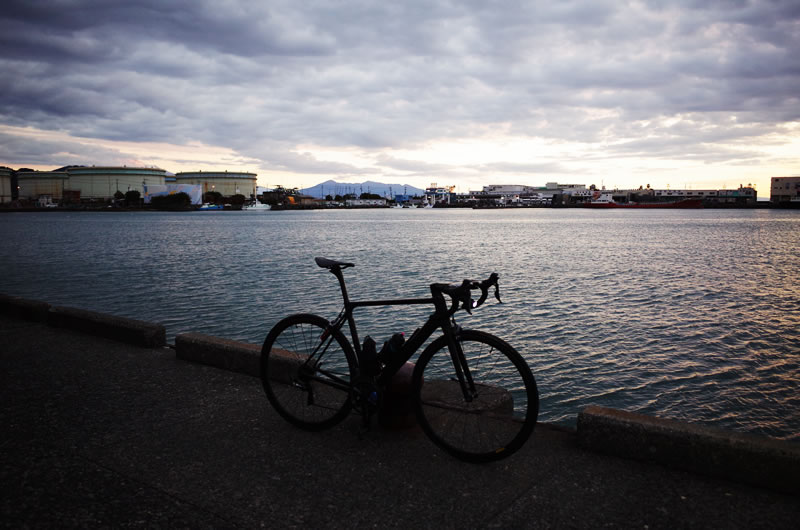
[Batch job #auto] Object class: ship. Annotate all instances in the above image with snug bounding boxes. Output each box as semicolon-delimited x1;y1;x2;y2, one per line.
583;192;703;209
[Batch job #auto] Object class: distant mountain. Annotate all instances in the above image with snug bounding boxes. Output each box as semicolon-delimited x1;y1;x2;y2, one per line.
300;180;425;198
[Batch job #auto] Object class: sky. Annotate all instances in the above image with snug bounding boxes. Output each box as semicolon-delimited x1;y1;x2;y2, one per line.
1;0;798;194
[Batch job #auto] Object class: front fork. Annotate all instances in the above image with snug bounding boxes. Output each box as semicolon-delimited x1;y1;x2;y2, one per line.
443;316;478;402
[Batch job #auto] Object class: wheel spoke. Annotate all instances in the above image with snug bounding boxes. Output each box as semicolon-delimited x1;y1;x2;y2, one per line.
414;330;538;462
261;315;354;431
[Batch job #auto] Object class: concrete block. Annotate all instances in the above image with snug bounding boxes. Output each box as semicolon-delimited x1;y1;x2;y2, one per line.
0;294;51;322
48;306;166;348
175;333;260;377
577;405;800;495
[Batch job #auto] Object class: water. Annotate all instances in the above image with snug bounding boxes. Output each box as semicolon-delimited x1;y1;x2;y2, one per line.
1;208;798;440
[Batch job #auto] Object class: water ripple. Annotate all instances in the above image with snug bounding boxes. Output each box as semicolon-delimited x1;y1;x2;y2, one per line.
1;208;798;441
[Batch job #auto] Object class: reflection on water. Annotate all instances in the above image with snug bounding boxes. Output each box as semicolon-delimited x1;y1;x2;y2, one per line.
1;208;798;440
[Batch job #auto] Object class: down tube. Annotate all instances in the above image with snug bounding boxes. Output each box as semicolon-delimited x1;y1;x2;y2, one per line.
378;316;441;385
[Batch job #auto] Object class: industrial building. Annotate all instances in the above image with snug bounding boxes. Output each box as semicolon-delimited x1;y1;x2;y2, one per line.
771;176;800;204
651;186;757;205
0;167;12;203
175;171;257;198
424;184;456;205
15;166;167;202
470;183;586;204
11;166;257;205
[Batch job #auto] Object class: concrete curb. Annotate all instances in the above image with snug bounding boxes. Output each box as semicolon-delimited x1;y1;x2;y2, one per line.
577;405;800;495
175;332;260;377
47;306;166;348
0;294;51;322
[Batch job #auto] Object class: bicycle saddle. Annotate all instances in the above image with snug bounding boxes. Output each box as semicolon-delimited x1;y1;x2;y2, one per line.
315;257;355;270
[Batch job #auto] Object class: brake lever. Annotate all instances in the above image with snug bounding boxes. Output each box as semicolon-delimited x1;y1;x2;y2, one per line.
460;280;475;314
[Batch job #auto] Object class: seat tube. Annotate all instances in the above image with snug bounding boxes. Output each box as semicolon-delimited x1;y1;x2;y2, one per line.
331;266;360;354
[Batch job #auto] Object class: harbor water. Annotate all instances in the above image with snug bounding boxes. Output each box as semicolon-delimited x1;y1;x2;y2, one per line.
1;208;798;440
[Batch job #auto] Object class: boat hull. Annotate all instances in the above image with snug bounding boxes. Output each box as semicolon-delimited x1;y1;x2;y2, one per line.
584;199;703;209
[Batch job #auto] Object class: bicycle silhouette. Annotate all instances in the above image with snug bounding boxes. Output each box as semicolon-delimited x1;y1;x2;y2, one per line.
261;257;539;462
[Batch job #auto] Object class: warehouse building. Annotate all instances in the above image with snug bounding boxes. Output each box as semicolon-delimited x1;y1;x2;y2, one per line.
771;176;800;204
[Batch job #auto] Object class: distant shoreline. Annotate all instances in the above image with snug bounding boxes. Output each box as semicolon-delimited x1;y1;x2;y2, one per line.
3;203;797;212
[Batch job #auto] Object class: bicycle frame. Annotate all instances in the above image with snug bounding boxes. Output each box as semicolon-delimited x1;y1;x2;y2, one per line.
263;260;536;462
326;266;476;395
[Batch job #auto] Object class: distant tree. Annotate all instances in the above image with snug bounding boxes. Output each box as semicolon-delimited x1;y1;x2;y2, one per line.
204;191;222;204
359;192;381;200
334;194;343;202
150;192;191;210
125;190;141;206
113;190;125;200
325;194;333;201
230;194;246;206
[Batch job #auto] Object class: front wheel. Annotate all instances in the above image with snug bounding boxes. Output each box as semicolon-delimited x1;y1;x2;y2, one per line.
261;314;356;431
413;330;539;462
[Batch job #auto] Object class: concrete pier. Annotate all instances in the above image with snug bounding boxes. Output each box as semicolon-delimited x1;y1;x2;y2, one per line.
1;302;798;528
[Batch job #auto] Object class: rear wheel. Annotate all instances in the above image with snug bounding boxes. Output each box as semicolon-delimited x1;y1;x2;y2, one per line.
261;314;356;430
413;330;538;462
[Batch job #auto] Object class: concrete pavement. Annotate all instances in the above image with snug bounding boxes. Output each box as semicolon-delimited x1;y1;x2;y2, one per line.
1;313;798;528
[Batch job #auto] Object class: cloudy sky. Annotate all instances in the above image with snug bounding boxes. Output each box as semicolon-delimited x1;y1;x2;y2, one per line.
1;0;798;193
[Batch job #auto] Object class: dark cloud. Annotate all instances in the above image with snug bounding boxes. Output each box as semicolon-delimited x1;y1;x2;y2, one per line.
0;0;798;181
0;130;133;167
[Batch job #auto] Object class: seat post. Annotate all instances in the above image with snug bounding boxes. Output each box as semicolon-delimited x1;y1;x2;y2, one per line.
330;266;351;306
329;265;361;355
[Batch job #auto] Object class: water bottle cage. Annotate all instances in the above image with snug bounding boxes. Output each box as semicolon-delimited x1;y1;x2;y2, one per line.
377;332;406;364
359;336;379;378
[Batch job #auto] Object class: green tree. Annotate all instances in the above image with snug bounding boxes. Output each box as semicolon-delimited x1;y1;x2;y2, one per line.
150;192;191;210
125;190;141;207
204;191;222;204
230;194;246;206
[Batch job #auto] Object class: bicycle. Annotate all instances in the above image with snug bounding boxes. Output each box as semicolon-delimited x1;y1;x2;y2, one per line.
260;257;539;463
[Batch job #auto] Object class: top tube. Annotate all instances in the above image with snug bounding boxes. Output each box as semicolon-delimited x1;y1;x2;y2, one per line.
350;298;435;308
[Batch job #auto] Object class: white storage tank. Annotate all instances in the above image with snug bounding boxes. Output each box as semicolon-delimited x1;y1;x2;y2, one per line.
65;166;167;199
16;170;69;201
174;170;257;198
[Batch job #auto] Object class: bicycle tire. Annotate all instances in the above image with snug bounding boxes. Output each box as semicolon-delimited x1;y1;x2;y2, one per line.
261;314;356;431
412;329;538;462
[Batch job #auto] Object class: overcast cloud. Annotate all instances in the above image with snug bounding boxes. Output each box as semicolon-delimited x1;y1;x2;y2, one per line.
1;0;798;190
